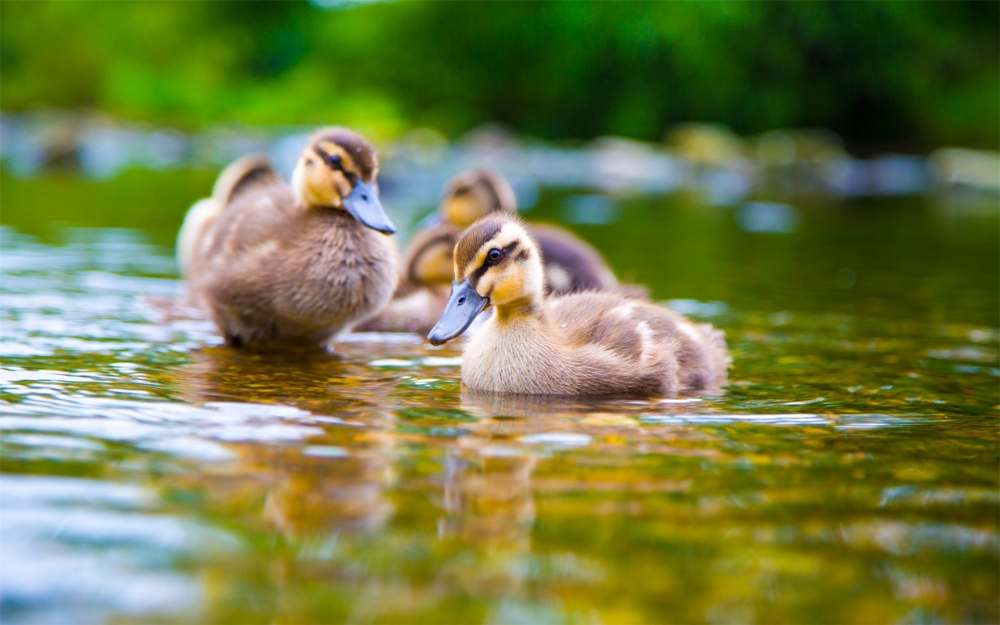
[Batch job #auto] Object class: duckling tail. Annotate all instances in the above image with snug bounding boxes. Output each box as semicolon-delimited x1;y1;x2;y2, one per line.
211;153;280;207
176;197;222;280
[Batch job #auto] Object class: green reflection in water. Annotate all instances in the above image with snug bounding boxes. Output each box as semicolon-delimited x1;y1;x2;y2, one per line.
0;170;997;624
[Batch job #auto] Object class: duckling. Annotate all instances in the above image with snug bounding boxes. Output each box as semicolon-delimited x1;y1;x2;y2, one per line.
177;127;398;348
427;214;729;396
441;168;617;293
355;168;616;334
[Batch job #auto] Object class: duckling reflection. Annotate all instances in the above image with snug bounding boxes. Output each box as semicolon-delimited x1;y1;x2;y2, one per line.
260;434;394;538
432;391;619;585
460;389;627;420
176;344;402;415
170;346;397;539
440;439;537;551
163;433;394;541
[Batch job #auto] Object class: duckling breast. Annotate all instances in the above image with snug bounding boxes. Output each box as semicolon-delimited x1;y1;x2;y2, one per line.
279;211;398;327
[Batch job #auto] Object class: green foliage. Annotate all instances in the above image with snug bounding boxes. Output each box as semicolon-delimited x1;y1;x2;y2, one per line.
1;1;997;148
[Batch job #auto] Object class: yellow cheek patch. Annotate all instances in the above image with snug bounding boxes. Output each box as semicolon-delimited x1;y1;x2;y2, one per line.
304;165;350;208
444;197;488;227
489;269;523;304
413;244;455;284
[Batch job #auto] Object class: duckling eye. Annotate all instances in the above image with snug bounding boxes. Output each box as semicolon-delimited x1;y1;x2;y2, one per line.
487;248;502;263
315;147;344;172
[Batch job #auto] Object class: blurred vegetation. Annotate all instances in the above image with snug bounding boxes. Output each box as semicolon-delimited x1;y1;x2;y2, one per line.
1;1;997;150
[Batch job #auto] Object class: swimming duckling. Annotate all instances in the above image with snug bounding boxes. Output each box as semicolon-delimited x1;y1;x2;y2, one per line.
177;127;398;348
355;168;616;334
440;168;617;293
427;214;729;396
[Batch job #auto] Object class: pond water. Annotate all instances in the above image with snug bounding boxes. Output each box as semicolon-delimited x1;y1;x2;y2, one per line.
1;170;998;624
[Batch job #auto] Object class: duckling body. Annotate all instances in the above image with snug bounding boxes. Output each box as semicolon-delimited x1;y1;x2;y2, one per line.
179;128;398;347
462;290;727;395
428;215;729;396
357;168;617;335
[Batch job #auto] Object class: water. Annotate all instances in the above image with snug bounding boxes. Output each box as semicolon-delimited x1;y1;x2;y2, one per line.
1;170;998;623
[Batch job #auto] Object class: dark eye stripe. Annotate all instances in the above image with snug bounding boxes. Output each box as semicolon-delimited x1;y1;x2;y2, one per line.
315;146;353;179
469;241;520;285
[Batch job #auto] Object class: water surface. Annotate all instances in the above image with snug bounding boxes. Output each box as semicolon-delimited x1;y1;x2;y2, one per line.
1;171;998;623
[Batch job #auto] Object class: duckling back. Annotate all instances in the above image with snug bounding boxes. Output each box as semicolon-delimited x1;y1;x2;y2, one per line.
547;292;730;394
529;224;618;294
176;154;278;281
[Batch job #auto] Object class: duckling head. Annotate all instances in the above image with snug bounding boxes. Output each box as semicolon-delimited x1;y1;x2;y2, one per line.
406;232;457;286
440;168;517;228
428;215;542;345
291;127;395;234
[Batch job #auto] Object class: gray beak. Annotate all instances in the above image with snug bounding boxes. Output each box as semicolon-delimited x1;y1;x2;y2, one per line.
343;180;395;234
427;279;488;345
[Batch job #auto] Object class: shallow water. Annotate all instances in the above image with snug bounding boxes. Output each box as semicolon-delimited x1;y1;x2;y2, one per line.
1;171;998;624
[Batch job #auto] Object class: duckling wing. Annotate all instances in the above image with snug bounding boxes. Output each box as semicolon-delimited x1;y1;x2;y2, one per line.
547;292;728;394
547;292;653;356
176;155;282;280
528;224;618;294
200;184;302;264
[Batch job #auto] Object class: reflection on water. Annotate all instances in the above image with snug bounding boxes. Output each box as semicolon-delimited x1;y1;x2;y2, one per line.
1;184;998;623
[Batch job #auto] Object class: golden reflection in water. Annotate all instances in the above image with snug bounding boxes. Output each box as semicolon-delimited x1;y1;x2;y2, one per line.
169;345;399;540
441;437;537;550
448;391;615;553
176;345;402;412
259;436;394;538
460;390;609;420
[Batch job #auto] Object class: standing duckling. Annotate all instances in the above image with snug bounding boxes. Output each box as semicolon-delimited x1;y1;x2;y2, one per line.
427;214;729;396
177;127;398;348
355;168;616;334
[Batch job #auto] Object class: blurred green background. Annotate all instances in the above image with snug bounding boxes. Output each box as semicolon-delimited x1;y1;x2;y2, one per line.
2;0;997;150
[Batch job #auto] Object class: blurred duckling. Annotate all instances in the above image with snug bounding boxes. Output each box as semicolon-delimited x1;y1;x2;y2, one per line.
176;127;398;348
438;168;618;293
355;168;616;334
427;214;729;396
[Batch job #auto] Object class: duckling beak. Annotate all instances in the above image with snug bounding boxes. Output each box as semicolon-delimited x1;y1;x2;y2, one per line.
343;180;396;234
427;279;488;345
